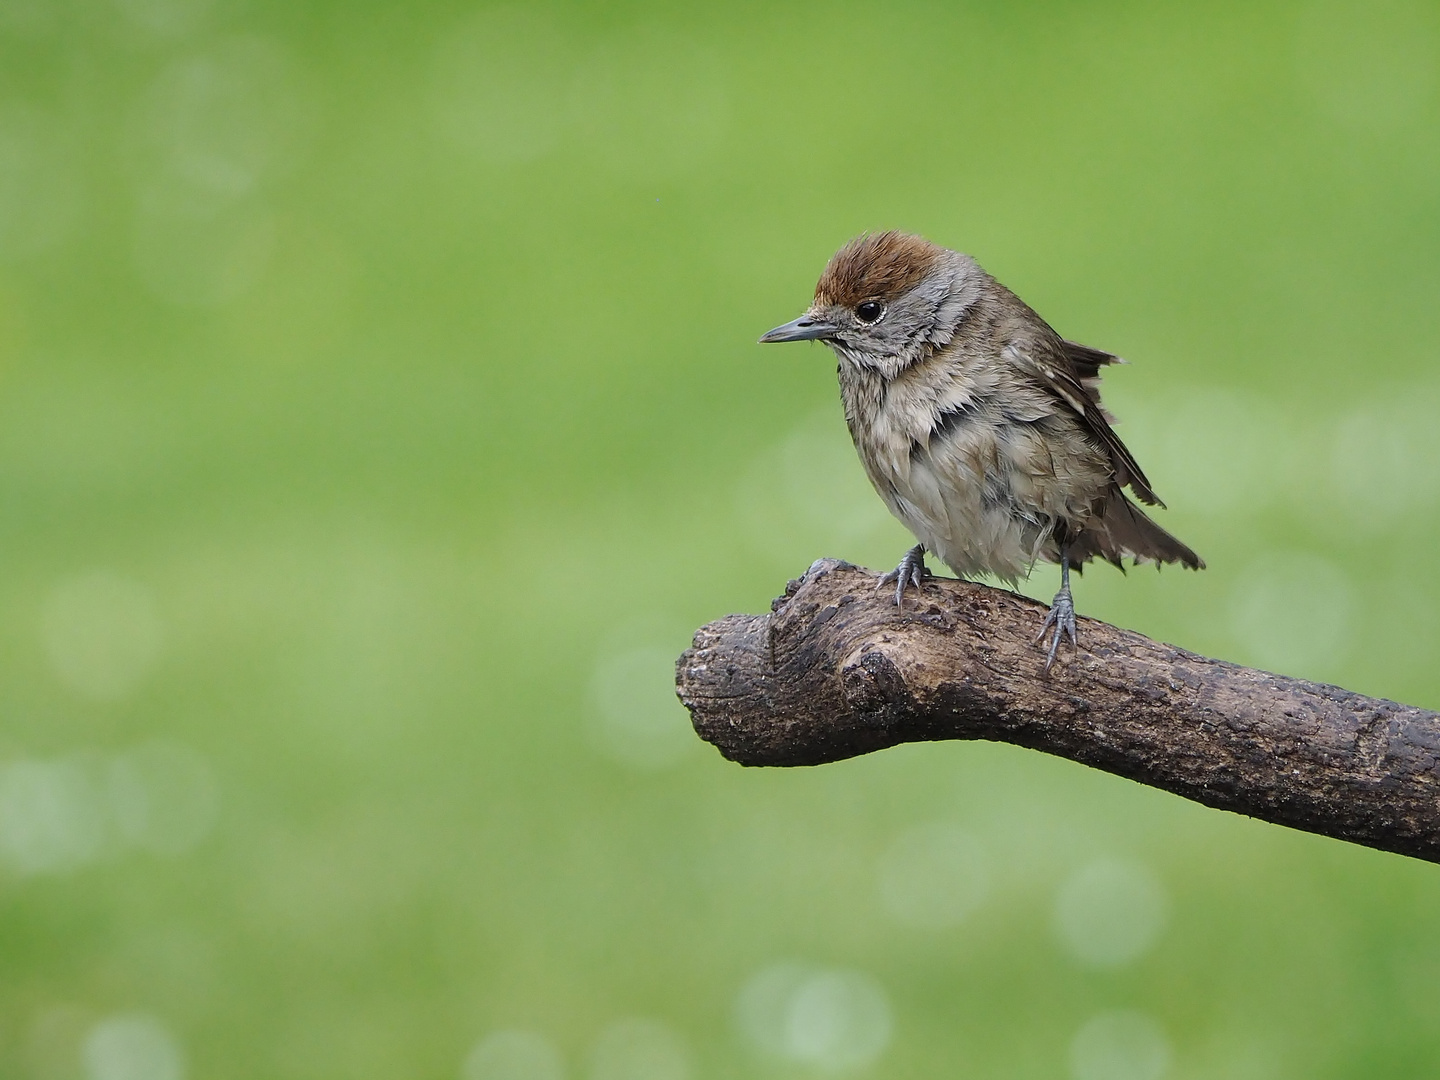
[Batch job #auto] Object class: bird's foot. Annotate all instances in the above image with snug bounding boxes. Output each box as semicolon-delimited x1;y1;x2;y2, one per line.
878;545;930;607
1036;585;1078;670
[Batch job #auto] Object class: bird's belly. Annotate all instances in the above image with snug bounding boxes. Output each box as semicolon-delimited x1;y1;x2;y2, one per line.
850;398;1111;584
880;455;1057;584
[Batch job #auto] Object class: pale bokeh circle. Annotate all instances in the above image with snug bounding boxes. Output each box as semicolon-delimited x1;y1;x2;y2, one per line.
1329;395;1440;529
1070;1010;1171;1080
785;970;892;1072
736;963;892;1072
1054;859;1168;968
463;1029;565;1080
83;1013;185;1080
0;757;108;875
113;0;214;38
133;36;305;214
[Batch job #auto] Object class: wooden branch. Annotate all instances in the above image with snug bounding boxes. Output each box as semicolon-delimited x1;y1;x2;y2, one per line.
675;559;1440;863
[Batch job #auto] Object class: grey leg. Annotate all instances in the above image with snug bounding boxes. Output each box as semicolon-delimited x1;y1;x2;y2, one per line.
878;544;930;607
1036;548;1078;670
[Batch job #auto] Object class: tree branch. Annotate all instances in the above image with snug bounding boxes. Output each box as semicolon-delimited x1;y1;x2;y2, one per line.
675;559;1440;864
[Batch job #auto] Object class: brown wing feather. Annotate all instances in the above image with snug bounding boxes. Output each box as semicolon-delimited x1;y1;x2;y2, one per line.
1060;340;1122;382
1069;487;1205;570
1019;336;1164;508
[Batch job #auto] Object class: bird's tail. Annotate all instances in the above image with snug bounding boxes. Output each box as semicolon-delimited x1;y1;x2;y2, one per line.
1070;488;1204;570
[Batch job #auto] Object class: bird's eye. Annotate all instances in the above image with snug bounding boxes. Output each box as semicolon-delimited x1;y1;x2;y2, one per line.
855;300;885;324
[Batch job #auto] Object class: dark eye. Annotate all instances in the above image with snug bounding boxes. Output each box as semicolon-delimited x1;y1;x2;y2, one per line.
855;300;885;324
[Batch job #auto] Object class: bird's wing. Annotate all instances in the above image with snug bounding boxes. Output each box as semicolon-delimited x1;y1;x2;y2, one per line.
1007;336;1163;508
1059;339;1122;383
1067;487;1204;569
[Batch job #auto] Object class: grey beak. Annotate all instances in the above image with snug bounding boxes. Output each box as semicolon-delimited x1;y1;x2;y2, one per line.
759;314;837;343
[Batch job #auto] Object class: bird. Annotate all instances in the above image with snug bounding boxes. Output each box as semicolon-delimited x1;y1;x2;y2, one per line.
759;231;1203;669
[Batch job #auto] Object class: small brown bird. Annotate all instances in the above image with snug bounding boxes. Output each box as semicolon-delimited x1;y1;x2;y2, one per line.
760;231;1203;668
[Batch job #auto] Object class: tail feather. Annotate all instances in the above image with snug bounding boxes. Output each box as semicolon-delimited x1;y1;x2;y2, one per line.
1070;488;1204;570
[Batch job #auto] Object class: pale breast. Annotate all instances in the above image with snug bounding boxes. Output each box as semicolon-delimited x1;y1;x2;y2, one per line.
843;362;1113;582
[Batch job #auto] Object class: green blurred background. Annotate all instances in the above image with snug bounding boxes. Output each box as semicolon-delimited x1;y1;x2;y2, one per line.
1;0;1439;1077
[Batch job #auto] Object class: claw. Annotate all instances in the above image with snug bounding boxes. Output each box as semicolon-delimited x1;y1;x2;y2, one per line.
1035;586;1078;671
878;544;930;608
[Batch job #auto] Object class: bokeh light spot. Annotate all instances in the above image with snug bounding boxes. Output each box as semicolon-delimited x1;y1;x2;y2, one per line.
113;0;213;38
132;36;306;213
1069;1010;1171;1080
0;756;107;875
42;573;164;701
83;1013;184;1080
587;1018;689;1080
876;821;991;930
735;962;810;1059
1330;394;1440;530
1054;859;1168;968
463;1029;565;1080
126;35;305;307
736;963;892;1072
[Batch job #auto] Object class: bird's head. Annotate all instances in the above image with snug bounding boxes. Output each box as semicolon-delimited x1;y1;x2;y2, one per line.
759;231;983;377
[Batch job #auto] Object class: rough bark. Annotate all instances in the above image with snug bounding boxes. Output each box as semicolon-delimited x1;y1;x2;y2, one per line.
675;559;1440;864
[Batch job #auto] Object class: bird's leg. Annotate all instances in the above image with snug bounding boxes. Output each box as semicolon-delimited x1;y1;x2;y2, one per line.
878;544;930;607
1036;547;1078;670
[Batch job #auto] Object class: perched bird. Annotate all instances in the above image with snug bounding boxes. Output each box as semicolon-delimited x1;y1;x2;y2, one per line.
759;231;1202;668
